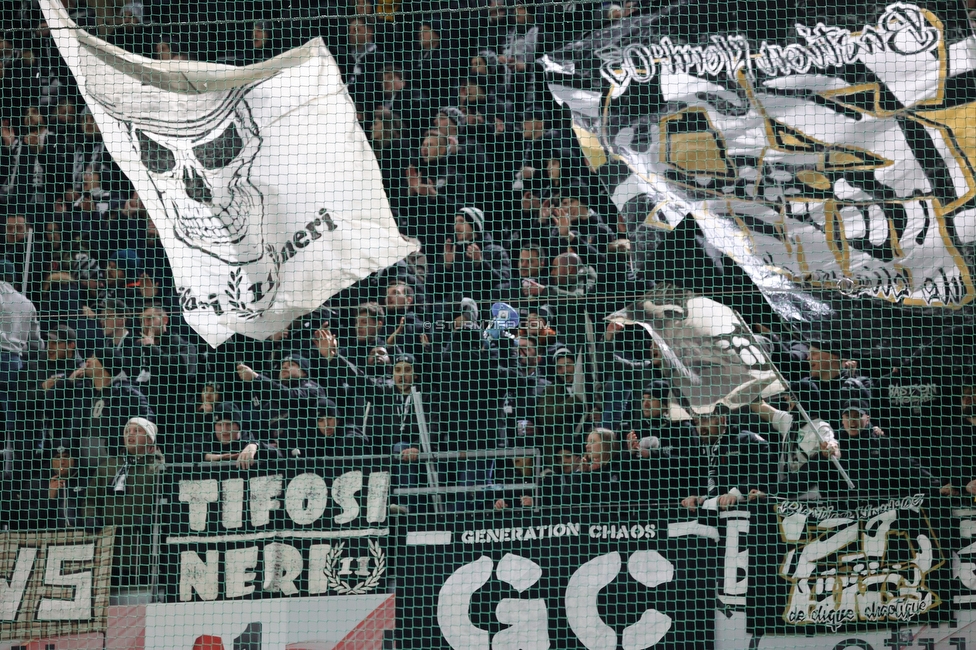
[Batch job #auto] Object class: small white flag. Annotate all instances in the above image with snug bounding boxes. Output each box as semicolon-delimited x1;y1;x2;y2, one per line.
608;285;784;415
40;0;418;346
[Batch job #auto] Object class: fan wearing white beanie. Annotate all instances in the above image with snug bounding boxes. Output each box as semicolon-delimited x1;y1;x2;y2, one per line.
434;206;513;307
81;416;164;584
124;417;158;457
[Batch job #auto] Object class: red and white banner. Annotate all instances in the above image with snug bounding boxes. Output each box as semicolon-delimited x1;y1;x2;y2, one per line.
0;595;394;650
144;594;394;650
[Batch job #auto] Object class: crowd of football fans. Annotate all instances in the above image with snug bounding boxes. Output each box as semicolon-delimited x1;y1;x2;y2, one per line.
1;0;976;587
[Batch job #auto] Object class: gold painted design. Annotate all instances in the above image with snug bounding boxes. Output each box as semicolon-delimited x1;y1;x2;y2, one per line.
823;200;852;276
828;152;865;167
668;132;730;174
732;213;759;252
771;210;794;257
912;8;948;108
793;235;810;280
738;69;893;172
644;201;676;231
571;123;608;171
796;170;832;191
928;200;976;307
888;215;904;260
659;108;735;178
821;83;893;118
773;126;819;151
908;102;976;212
820;148;893;172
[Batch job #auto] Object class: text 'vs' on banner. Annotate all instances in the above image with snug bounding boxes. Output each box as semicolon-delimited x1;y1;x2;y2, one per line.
0;528;114;641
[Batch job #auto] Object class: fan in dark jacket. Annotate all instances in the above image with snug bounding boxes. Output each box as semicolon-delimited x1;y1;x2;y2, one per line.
679;406;776;513
194;402;280;469
558;427;623;507
790;339;874;436
936;383;976;499
306;398;370;458
42;349;154;466
122;302;198;435
405;20;463;110
820;401;939;500
357;354;435;513
430;326;530;510
622;381;695;503
337;16;386;113
429;206;512;309
403;132;472;209
235;354;328;460
547;195;614;275
81;417;164;586
537;346;587;472
15;325;85;443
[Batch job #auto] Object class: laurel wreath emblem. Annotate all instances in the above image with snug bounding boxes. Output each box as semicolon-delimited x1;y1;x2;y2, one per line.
225;268;265;321
320;540;386;595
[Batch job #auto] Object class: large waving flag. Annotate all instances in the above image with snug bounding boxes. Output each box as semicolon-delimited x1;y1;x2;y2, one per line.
544;0;976;310
40;0;418;346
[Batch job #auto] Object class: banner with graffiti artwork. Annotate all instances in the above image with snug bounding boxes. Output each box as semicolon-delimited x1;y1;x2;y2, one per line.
747;495;953;634
950;508;976;608
157;459;391;603
398;508;717;650
542;0;976;309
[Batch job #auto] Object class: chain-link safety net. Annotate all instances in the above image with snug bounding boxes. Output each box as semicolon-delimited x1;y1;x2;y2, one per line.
2;0;976;648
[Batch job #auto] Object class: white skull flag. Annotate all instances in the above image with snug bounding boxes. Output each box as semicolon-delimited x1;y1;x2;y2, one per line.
40;0;418;346
543;0;976;309
608;285;784;414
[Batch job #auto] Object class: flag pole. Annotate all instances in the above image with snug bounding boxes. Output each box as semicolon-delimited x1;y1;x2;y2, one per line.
731;313;856;491
21;226;33;294
411;387;445;514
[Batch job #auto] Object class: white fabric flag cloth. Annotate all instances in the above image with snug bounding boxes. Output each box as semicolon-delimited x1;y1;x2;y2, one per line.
608;285;784;415
40;0;418;346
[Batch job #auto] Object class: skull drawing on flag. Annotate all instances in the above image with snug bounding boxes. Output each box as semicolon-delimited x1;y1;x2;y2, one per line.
80;75;281;318
130;99;265;265
40;0;420;346
88;84;270;267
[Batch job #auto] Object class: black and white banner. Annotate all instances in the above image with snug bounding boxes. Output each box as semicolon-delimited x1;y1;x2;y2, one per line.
399;509;717;650
543;0;976;309
951;508;976;608
158;459;391;603
40;0;418;346
749;495;953;634
397;497;966;648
